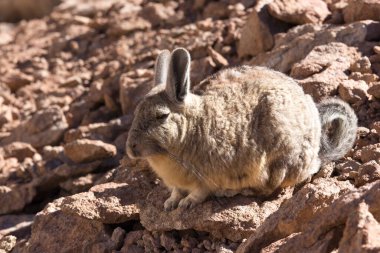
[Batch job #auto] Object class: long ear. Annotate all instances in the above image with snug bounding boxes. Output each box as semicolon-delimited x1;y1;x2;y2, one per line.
154;49;170;86
166;48;191;102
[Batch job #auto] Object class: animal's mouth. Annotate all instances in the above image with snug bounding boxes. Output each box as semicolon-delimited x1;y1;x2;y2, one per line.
126;141;166;160
126;146;140;159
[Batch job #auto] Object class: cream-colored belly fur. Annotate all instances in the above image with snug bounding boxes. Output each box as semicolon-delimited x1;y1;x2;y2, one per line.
147;155;198;191
147;152;270;193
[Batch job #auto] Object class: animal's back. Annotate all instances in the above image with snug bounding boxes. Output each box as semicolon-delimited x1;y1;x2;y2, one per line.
189;66;322;192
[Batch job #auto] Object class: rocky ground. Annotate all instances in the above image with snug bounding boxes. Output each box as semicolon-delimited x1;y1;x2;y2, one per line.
0;0;379;252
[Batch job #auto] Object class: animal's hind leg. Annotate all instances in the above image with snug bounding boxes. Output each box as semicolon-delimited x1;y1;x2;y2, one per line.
261;159;287;196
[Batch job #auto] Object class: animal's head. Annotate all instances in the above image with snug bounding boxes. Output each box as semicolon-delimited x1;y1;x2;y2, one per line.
126;48;200;159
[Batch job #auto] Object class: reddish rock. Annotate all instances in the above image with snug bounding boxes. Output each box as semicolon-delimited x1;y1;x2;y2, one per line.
0;184;36;215
64;139;117;163
354;161;380;187
237;1;291;58
338;79;368;104
60;180;152;223
0;106;68;148
290;42;360;100
140;185;293;242
1;71;33;92
207;47;228;67
368;82;380;99
238;181;380;253
139;2;178;27
0;142;37;162
338;202;380;252
237;178;353;252
59;173;102;194
350;57;373;74
251;21;374;73
343;0;380;23
19;199;114;253
361;143;380;163
268;0;330;24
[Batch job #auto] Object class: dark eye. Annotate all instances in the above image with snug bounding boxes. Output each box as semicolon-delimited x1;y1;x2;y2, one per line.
156;113;169;120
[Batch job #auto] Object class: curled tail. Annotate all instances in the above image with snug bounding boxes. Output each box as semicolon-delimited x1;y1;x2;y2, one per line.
318;98;357;164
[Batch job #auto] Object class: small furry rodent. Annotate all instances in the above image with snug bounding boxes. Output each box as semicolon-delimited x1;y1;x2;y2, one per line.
126;48;357;210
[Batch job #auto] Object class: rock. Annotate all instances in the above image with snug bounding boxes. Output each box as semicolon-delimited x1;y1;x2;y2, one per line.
203;1;229;19
350;57;372;74
1;71;33;92
371;121;380;133
0;106;68;148
139;2;177;27
111;227;126;250
368;82;380;99
237;178;353;252
19;198;115;253
64;139;117;163
59;173;102;194
0;24;14;46
64;116;132;145
60;76;82;87
0;142;37;162
354;160;380;187
343;0;380;23
349;72;379;84
107;17;151;36
0;184;36;215
268;0;330;24
0;0;58;22
361;143;380;163
140;185;292;242
120;230;145;252
338;79;368;104
0;214;34;239
207;47;228;67
374;46;380;55
290;42;360;100
191;57;217;86
60;179;154;223
237;1;291;58
238;181;380;253
0;235;16;252
338;202;380;252
251;20;376;73
336;160;361;180
119;75;153;115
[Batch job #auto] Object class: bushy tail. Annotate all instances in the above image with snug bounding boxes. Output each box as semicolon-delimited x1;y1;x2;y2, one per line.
318;98;357;164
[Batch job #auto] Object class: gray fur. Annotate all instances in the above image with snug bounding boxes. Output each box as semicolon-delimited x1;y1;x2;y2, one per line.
154;49;170;86
317;98;357;164
126;48;357;210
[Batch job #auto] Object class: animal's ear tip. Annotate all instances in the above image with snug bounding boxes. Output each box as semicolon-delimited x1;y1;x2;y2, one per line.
157;49;170;58
172;48;190;57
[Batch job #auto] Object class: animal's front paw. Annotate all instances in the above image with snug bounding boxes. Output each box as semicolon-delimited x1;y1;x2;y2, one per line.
178;196;200;209
164;197;180;211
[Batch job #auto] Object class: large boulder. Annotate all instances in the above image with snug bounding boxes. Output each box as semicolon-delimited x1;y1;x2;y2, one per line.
238;180;380;252
251;20;379;73
140;185;293;242
268;0;330;24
